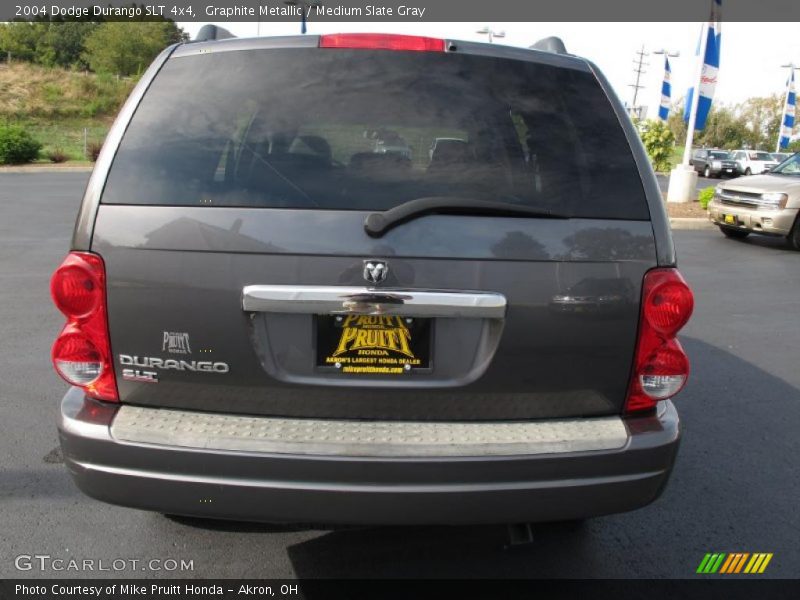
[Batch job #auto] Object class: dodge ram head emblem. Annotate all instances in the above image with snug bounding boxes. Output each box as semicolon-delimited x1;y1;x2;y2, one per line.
363;260;389;284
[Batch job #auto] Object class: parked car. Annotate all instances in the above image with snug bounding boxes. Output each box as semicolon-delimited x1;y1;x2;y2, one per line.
708;152;800;249
771;152;791;164
690;148;738;178
51;31;694;526
730;149;779;176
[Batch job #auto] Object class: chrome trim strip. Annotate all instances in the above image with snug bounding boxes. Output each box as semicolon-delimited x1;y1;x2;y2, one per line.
111;406;628;458
242;285;507;318
717;190;778;209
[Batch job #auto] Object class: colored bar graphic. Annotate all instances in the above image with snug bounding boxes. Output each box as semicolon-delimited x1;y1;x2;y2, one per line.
718;554;735;573
700;552;773;574
734;553;749;573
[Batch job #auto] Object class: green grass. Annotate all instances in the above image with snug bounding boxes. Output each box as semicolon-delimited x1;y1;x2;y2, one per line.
24;119;109;162
0;62;131;164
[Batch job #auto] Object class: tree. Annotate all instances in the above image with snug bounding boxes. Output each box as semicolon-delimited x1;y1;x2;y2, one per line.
35;22;98;69
666;103;687;147
638;119;675;172
735;95;783;149
0;22;45;62
82;21;186;77
696;107;748;149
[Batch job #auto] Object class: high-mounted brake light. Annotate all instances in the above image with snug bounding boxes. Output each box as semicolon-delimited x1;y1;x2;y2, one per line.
319;33;445;52
625;268;694;414
50;252;118;402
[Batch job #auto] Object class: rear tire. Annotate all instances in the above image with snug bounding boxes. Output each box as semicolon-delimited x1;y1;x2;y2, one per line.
719;225;750;239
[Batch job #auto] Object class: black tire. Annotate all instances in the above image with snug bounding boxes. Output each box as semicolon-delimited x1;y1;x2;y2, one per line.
703;165;711;178
719;225;750;239
745;167;752;176
788;218;800;251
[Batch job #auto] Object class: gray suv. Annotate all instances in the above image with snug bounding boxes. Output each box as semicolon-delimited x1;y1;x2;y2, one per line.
51;32;693;525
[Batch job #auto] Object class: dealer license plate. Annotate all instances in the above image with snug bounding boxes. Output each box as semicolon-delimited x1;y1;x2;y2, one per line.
316;315;432;374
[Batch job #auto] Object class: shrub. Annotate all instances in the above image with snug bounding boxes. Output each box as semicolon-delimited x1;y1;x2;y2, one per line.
47;147;68;163
87;140;103;161
0;124;42;164
698;186;715;210
638;120;676;173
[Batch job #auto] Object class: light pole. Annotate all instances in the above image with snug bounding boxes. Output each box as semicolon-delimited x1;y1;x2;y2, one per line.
776;63;800;152
476;27;505;43
284;1;323;35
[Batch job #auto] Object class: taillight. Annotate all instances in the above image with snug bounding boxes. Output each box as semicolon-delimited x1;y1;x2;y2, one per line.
50;252;118;402
625;268;694;414
319;33;445;52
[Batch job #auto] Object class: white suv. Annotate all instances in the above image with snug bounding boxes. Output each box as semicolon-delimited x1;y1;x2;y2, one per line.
731;150;779;176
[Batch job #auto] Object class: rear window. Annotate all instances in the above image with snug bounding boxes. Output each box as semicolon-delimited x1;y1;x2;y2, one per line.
101;47;648;220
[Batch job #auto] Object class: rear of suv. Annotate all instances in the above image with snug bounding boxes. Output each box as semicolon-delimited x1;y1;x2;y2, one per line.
52;33;693;525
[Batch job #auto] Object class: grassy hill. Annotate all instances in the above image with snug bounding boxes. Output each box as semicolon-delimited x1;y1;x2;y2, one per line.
0;62;135;163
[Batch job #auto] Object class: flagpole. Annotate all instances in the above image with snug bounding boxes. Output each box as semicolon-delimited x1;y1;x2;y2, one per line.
681;21;710;167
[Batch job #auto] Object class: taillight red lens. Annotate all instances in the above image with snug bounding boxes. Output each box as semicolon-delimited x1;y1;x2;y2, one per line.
320;33;445;52
643;271;694;336
51;254;102;319
625;268;693;414
50;252;118;402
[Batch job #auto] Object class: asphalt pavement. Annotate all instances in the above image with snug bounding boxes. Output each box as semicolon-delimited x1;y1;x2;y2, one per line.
1;172;798;579
655;172;719;195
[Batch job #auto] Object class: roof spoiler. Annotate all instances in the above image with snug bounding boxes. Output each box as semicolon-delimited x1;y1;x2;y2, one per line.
194;25;236;42
529;36;567;55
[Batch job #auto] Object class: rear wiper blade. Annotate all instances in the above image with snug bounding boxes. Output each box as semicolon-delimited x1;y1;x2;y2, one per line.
364;196;568;238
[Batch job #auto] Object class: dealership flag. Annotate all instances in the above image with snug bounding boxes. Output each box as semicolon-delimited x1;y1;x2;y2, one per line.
778;71;796;150
658;57;672;121
684;0;722;130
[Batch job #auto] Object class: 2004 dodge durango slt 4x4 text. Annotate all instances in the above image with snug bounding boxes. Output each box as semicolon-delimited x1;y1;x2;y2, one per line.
51;31;694;526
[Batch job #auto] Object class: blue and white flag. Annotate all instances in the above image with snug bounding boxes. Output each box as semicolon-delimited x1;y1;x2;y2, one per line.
658;57;672;121
684;0;722;130
779;71;796;149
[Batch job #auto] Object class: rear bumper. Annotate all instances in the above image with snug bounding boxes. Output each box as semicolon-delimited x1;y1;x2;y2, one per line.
58;388;681;525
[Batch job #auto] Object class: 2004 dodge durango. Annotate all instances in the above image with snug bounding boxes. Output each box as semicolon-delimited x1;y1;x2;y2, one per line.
52;32;694;525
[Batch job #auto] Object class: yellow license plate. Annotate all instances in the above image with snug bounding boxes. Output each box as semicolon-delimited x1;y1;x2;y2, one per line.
724;214;736;225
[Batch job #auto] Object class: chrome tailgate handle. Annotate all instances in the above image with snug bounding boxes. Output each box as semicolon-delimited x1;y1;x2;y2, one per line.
242;286;506;319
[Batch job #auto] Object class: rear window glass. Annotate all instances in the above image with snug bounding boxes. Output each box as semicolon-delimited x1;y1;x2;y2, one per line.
101;48;648;219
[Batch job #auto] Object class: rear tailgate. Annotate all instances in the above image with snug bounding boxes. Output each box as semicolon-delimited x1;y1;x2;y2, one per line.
90;39;657;420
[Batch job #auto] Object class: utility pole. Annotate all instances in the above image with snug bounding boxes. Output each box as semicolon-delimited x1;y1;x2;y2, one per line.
776;63;800;153
627;45;649;120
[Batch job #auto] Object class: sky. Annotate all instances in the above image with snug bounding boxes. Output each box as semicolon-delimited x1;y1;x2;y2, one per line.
179;21;800;117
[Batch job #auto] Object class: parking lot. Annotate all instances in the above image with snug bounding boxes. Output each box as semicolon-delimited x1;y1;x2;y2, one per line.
1;171;798;579
655;173;718;195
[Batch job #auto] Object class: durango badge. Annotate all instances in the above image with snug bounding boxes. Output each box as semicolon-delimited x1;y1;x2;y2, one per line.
363;260;389;285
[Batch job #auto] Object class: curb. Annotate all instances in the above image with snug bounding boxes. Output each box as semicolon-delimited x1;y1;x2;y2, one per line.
0;166;94;173
670;217;714;230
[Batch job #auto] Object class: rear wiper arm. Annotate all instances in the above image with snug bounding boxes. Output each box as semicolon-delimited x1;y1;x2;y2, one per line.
364;196;568;238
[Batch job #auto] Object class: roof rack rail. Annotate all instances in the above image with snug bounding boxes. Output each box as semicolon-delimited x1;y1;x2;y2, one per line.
194;25;236;42
529;36;567;55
